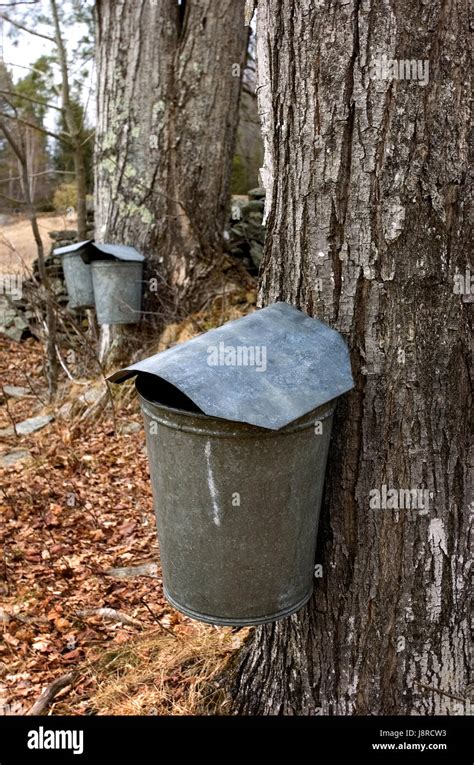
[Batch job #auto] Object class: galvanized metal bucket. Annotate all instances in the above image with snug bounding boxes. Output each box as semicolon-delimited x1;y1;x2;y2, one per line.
53;241;95;310
62;252;95;310
136;375;335;626
110;303;354;626
91;260;143;325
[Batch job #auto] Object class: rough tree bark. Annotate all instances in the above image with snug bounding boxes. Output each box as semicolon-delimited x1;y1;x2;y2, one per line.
95;0;247;320
228;0;471;715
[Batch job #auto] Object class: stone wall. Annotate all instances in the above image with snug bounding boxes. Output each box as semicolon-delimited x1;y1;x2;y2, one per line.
1;230;80;341
227;188;266;273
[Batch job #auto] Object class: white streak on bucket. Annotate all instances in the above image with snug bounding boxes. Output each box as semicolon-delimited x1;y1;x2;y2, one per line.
205;440;221;526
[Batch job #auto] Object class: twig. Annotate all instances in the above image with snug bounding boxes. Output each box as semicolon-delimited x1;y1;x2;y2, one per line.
55;344;89;384
0;12;55;41
140;598;180;639
26;673;75;715
414;680;465;703
0;89;63;112
77;608;142;629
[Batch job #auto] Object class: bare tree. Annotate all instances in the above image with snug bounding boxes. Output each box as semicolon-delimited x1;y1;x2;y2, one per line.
0;1;93;236
49;0;88;238
228;0;471;716
0;109;58;396
95;0;248;361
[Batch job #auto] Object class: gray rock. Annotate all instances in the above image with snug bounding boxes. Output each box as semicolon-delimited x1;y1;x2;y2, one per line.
0;449;31;467
1;317;28;342
229;223;247;240
241;200;265;215
0;414;54;438
14;315;28;328
48;230;77;241
120;421;142;434
242;221;266;243
2;385;31;399
248;187;266;199
230;197;249;219
80;387;104;405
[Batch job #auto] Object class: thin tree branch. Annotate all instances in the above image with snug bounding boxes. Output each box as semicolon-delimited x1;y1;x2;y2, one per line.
414;680;466;704
0;89;63;112
0;111;71;144
0;168;75;183
0;12;55;41
0;189;25;204
79;129;95;146
1;61;59;95
242;83;257;99
0;117;24;161
49;0;87;238
140;598;181;639
27;673;75;715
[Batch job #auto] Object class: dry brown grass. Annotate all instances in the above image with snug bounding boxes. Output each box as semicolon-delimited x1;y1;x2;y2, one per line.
55;623;249;716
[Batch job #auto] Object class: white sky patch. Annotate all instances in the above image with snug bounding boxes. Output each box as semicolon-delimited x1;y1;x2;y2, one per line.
205;440;221;527
0;1;95;129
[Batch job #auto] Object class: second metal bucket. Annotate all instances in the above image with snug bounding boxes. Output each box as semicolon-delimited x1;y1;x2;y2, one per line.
136;375;334;626
91;260;143;325
62;252;94;309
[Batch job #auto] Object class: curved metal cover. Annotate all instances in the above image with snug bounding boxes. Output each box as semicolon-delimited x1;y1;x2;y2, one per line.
54;241;144;263
108;302;354;430
53;240;93;256
81;242;145;263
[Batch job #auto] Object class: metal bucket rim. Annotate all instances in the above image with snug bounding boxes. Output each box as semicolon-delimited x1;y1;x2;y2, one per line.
91;260;143;268
163;584;313;626
136;377;335;436
62;251;90;262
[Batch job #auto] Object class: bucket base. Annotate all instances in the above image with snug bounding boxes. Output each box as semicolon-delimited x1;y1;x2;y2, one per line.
163;585;313;627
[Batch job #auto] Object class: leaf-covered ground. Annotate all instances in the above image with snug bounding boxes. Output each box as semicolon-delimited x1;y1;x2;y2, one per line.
0;335;162;711
0;286;255;715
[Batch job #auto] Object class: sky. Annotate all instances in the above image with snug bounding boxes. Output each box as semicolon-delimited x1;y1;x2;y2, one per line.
0;1;95;126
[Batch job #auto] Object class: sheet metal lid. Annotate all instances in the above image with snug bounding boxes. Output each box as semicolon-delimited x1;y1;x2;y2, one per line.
53;240;93;256
108;302;354;430
81;243;145;263
54;241;144;262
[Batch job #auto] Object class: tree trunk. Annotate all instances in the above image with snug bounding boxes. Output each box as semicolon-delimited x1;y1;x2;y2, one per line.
228;0;471;715
50;0;88;240
0;116;58;399
95;0;247;317
72;141;88;240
